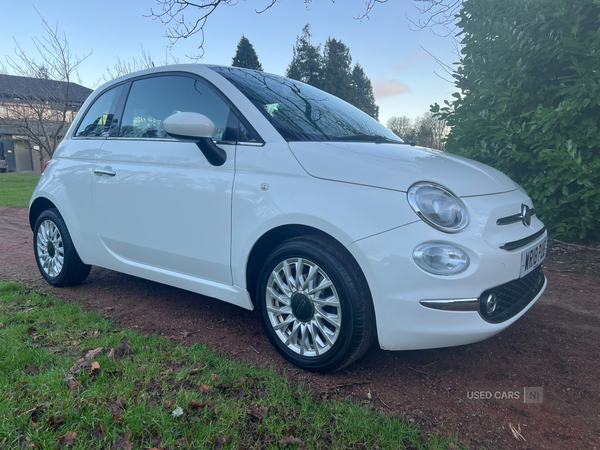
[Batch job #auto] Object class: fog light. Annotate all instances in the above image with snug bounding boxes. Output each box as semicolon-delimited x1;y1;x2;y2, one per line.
413;242;470;276
486;293;497;314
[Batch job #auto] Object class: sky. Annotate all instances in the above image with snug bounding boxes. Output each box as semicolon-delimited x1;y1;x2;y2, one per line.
0;0;460;125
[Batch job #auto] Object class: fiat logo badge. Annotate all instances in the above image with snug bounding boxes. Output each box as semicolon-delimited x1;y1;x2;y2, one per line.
520;204;532;227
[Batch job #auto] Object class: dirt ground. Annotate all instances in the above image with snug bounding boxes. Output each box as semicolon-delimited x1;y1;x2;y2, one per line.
1;205;598;450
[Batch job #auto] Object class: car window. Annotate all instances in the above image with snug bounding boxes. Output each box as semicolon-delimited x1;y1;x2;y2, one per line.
211;66;401;143
74;87;118;137
119;75;231;141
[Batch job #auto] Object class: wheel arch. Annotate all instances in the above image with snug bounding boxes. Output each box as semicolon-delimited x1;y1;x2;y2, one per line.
245;224;373;310
29;197;58;231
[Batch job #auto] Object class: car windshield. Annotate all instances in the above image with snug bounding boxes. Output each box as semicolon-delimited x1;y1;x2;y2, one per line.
211;66;402;143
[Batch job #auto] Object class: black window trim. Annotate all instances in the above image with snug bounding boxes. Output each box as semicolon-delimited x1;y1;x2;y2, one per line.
72;83;125;139
102;71;265;145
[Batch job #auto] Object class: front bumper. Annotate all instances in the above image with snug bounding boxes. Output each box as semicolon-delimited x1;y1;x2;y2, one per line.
347;190;547;351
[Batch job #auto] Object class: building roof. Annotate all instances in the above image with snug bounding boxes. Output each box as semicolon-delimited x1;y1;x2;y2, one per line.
0;74;92;104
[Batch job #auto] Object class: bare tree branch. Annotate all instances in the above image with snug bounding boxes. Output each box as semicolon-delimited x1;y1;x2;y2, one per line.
407;0;462;37
147;0;390;55
0;10;92;168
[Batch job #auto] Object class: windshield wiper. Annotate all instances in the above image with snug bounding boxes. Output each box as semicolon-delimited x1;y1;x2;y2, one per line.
330;134;403;144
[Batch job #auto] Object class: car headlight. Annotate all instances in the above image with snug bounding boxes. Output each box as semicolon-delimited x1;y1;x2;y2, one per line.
407;182;469;233
413;242;470;276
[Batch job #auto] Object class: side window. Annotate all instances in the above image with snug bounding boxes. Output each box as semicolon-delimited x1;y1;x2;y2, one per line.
119;75;231;141
74;87;118;137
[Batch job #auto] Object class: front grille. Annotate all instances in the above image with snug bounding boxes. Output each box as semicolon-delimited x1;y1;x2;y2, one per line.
479;265;544;323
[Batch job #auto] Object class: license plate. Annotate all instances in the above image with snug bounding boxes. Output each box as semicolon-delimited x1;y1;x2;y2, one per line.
520;237;547;277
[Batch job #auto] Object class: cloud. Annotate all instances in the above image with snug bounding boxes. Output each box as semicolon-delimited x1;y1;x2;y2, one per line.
393;49;427;72
373;77;410;99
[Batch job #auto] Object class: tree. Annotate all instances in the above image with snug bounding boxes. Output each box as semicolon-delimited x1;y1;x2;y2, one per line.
386;112;447;149
231;36;263;71
285;24;322;88
386;116;413;140
351;64;379;120
435;0;600;240
0;13;91;167
320;38;353;101
285;26;380;120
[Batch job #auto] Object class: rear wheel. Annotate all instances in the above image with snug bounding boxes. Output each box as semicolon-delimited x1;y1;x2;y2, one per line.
33;209;91;287
256;236;375;372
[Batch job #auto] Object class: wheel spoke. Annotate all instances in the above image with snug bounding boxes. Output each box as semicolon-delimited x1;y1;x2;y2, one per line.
267;305;292;315
301;265;318;290
308;279;332;296
295;258;304;287
273;272;292;298
267;287;290;306
312;295;340;308
284;322;301;346
273;316;295;331
283;260;296;290
315;310;340;329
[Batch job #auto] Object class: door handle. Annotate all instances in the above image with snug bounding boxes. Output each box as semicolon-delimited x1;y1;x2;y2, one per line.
94;169;116;176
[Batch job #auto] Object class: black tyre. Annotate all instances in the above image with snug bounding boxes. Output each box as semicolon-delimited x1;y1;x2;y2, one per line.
256;235;376;372
33;208;91;287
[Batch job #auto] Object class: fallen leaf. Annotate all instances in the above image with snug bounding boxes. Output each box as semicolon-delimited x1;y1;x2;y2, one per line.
71;340;80;346
215;435;226;450
137;365;146;372
448;443;458;450
106;348;115;359
0;323;4;328
24;365;38;375
47;415;65;427
90;361;100;376
110;430;133;450
210;373;219;382
199;383;212;392
94;421;106;439
287;425;297;435
84;347;104;360
27;326;37;335
163;399;172;408
59;431;77;447
189;369;199;376
67;379;80;394
189;400;210;410
247;405;268;420
160;368;173;375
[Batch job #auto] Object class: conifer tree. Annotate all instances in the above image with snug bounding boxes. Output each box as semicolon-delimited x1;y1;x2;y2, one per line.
285;24;322;88
351;64;379;120
231;36;263;71
320;38;353;101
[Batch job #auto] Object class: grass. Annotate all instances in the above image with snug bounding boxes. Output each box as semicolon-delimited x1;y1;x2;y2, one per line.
0;173;41;208
0;281;463;449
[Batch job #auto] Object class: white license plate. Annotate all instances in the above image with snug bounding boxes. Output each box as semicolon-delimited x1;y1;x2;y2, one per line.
520;237;547;277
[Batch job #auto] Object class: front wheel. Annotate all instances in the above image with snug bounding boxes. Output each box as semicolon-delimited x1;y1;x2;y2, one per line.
33;208;91;287
256;236;376;372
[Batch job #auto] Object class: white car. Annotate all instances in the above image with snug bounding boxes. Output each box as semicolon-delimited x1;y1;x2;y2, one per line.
30;65;547;372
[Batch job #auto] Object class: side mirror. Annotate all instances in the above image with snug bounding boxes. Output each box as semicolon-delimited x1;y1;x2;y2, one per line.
163;112;227;167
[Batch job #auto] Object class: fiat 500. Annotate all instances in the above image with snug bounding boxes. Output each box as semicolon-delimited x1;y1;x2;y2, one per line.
29;65;547;372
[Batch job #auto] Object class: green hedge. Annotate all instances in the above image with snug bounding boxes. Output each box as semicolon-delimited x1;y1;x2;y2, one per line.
435;0;600;240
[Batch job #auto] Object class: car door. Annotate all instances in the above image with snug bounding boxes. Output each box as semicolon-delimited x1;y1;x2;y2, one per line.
91;73;236;285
